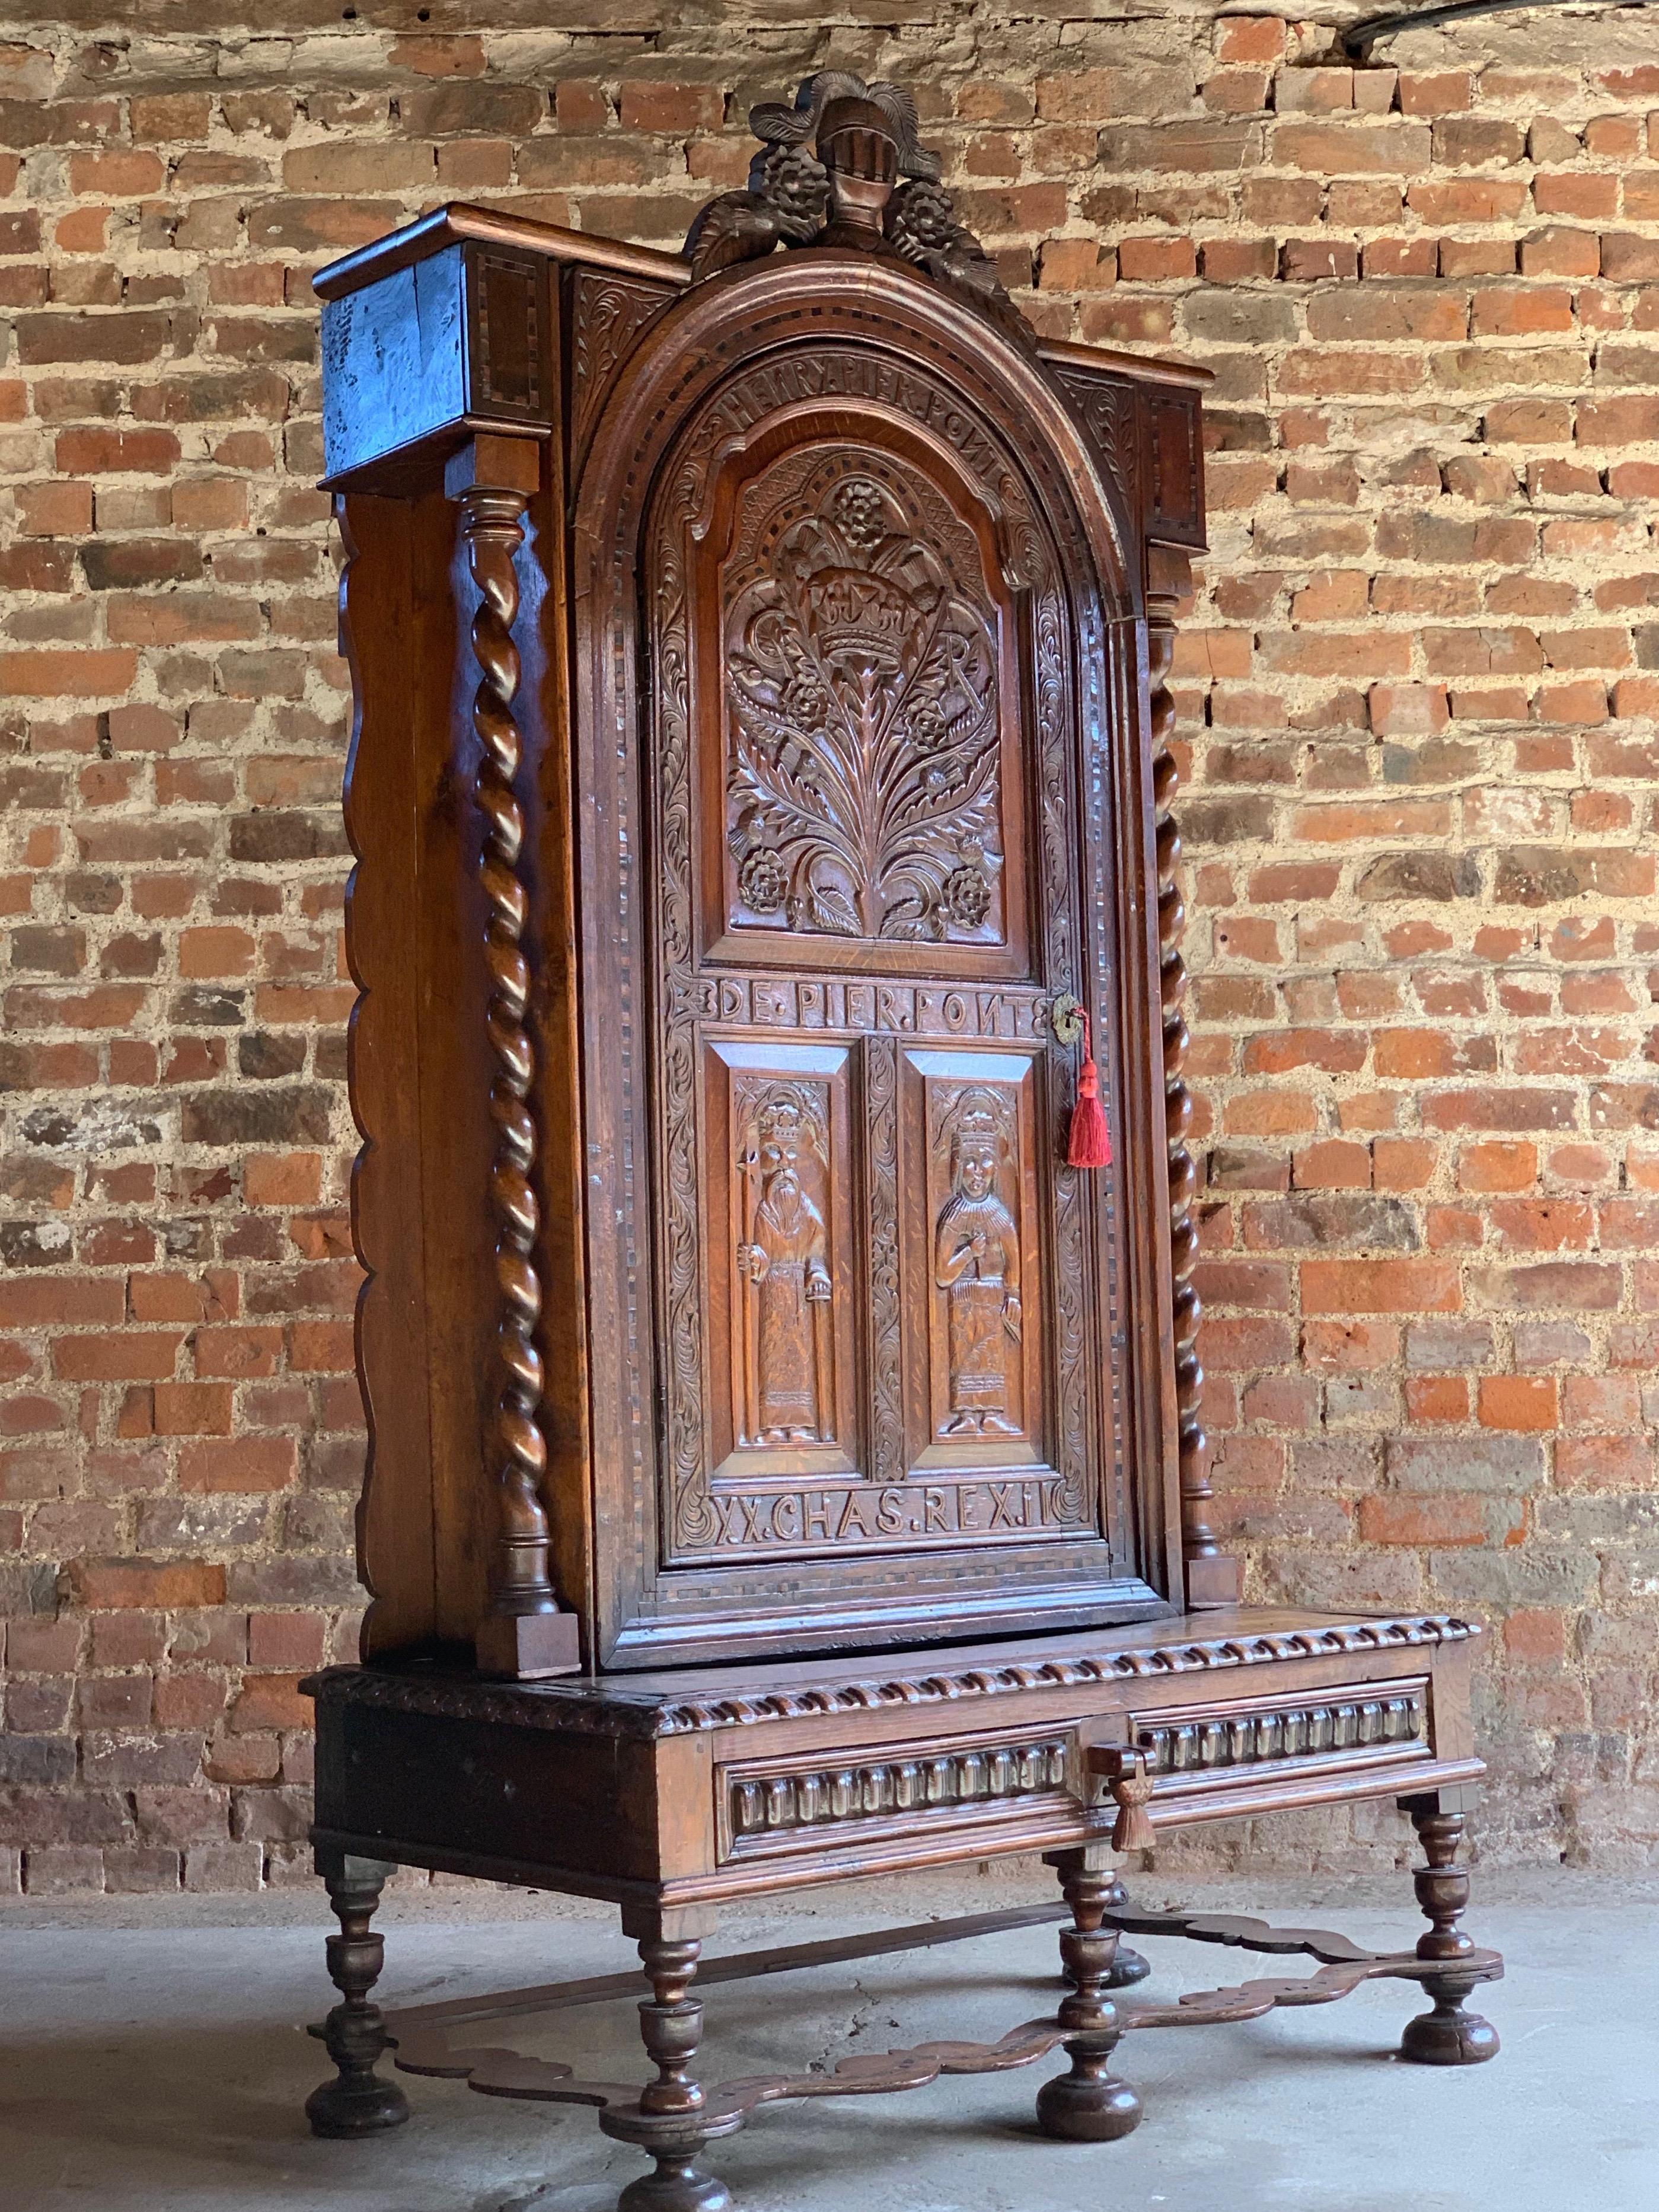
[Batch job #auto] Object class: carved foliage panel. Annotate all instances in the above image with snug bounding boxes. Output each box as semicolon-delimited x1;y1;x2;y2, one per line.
719;446;1022;957
567;266;675;484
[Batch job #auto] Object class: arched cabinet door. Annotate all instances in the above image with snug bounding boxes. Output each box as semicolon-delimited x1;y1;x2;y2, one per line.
574;256;1174;1666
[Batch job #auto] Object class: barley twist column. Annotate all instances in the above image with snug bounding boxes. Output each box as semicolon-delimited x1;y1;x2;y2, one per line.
448;437;579;1679
1148;557;1236;1607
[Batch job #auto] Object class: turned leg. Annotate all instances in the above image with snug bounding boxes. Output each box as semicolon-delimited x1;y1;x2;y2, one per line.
305;1849;410;2137
1035;1847;1142;2142
611;1906;730;2212
1101;1869;1151;1988
1398;1793;1500;2067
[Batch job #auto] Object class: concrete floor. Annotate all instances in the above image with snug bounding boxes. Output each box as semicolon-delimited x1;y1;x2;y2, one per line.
1;1868;1652;2212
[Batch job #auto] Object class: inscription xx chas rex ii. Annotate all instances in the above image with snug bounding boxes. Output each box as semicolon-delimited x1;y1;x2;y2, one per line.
701;1474;1084;1556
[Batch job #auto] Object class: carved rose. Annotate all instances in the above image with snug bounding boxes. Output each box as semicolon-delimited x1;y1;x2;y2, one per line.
754;143;832;242
943;861;991;930
738;845;789;914
886;177;957;258
832;476;888;551
779;669;829;732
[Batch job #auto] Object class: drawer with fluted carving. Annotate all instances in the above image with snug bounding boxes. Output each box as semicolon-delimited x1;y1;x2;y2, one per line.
716;1723;1076;1862
1123;1680;1433;1805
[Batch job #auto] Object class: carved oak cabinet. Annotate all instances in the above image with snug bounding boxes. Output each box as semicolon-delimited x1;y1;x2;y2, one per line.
303;75;1500;2210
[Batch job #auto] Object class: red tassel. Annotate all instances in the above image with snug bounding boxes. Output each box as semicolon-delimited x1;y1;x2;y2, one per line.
1067;1013;1112;1169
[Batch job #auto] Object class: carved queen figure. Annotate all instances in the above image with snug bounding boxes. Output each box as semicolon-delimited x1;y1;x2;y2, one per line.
933;1090;1022;1436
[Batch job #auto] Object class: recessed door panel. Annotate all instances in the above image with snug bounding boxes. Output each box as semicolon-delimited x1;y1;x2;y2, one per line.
601;308;1158;1658
902;1046;1045;1474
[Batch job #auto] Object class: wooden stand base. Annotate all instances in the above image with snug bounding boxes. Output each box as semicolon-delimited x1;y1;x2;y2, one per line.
354;1884;1500;2198
303;1608;1502;2189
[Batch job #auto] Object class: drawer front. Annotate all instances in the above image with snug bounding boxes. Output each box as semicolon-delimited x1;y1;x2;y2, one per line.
716;1723;1077;1864
1129;1679;1431;1802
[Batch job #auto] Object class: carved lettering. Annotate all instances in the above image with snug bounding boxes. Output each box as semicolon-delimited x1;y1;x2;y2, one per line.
699;1476;1083;1555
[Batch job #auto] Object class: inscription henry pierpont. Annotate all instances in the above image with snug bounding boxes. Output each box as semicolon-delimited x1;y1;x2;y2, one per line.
934;1087;1023;1437
736;1087;834;1444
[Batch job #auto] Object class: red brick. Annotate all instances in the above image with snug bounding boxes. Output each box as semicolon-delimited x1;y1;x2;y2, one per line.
177;1437;296;1493
1556;1435;1655;1490
618;81;723;133
1301;1259;1462;1314
1406;1376;1468;1424
1477;1376;1557;1431
67;1559;227;1609
0;649;137;698
1358;1494;1486;1545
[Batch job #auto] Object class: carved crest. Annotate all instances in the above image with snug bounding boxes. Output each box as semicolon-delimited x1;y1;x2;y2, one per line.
725;462;1004;944
684;71;1032;349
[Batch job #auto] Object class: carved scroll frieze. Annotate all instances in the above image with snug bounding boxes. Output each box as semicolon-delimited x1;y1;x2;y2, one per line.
652;475;713;1552
568;267;673;485
1053;365;1136;523
725;1732;1071;1855
724;456;1006;947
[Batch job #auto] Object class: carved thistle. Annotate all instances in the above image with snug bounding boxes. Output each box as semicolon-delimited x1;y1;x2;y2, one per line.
685;71;1032;350
725;462;1004;945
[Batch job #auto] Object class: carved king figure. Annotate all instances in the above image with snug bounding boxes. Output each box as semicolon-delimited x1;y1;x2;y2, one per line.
934;1092;1022;1435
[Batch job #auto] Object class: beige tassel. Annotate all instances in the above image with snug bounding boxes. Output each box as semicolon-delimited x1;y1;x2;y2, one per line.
1091;1745;1155;1853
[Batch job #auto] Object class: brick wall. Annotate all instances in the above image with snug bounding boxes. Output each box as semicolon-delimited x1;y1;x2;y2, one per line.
2;7;1657;1894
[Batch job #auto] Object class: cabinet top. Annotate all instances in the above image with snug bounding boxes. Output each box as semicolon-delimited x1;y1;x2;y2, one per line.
314;66;1208;400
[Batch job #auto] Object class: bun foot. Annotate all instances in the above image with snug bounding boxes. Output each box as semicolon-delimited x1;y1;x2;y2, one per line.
305;2074;410;2138
1400;1988;1500;2067
1036;2058;1143;2141
1105;1944;1150;1988
618;2154;732;2212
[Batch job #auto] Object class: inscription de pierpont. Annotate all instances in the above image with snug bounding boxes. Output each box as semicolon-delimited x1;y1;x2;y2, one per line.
675;975;1052;1039
700;1476;1085;1552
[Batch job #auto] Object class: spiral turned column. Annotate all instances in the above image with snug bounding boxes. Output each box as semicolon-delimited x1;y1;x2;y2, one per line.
1148;567;1238;1609
450;438;580;1680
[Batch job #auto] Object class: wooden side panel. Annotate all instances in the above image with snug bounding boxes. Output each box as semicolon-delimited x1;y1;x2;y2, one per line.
342;494;437;1656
